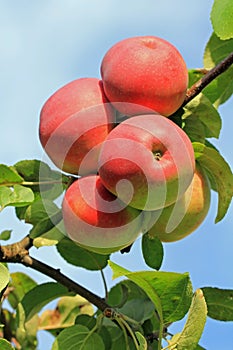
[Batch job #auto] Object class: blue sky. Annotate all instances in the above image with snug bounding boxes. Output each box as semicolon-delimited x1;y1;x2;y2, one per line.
0;1;232;349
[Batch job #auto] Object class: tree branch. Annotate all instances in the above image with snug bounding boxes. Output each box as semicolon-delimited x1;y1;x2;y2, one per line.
0;236;109;312
22;255;109;312
182;51;233;106
0;236;33;262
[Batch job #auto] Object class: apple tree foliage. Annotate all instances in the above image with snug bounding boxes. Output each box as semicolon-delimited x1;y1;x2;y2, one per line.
0;1;233;349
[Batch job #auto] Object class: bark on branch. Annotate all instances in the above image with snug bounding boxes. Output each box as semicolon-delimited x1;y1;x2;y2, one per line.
22;255;109;312
0;236;109;312
0;236;33;262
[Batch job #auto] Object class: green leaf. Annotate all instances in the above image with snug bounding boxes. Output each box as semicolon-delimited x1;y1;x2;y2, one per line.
14;159;61;185
107;283;129;308
97;325;113;350
203;33;233;106
75;314;97;329
118;298;154;324
29;210;63;239
0;185;34;211
0;230;12;241
202;287;233;321
18;199;64;246
193;142;233;222
183;115;206;144
122;280;149;301
10;184;34;206
188;69;207;88
211;0;233;40
0;263;10;293
79;322;112;349
204;139;220;153
8;272;37;309
104;323;135;350
108;261;192;324
0;164;23;185
142;317;160;343
57;237;109;271
182;93;221;139
0;187;13;209
22;199;61;225
21;282;73;321
0;339;14;350
142;233;164;270
52;324;105;350
168;289;207;350
109;261;163;322
14;159;69;200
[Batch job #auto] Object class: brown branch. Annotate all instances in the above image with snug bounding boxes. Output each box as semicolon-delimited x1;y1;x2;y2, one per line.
183;51;233;106
0;236;109;312
0;309;13;342
0;238;138;342
21;255;109;312
0;236;33;262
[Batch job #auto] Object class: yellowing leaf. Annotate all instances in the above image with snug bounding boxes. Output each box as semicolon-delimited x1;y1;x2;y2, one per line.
0;263;10;293
33;223;64;248
168;289;207;350
39;295;94;331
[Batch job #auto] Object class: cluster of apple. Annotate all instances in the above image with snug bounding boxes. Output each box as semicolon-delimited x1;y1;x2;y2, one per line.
39;36;211;254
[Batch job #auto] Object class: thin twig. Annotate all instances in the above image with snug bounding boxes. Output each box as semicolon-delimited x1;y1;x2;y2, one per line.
21;255;109;312
100;268;109;301
182;51;233;106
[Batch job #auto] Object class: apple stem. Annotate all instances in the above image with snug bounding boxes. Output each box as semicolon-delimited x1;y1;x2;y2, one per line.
154;151;162;161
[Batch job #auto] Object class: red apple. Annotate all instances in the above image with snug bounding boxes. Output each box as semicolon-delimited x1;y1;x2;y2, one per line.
39;78;115;175
62;175;143;254
98;114;195;211
100;36;188;116
147;164;211;242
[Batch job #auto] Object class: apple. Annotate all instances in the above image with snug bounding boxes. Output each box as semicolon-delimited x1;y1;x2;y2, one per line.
100;36;188;116
39;78;115;175
62;174;144;254
98;114;195;211
147;164;211;242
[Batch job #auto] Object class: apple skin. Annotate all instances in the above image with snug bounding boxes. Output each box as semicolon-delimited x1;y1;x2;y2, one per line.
62;175;143;254
100;36;188;116
39;78;115;175
147;164;211;242
98;114;195;211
